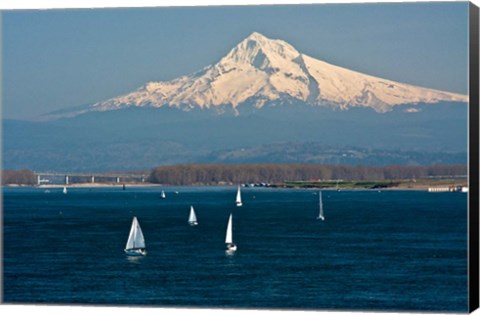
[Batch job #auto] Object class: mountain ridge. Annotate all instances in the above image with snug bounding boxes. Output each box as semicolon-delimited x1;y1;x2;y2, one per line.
5;101;468;171
46;32;467;119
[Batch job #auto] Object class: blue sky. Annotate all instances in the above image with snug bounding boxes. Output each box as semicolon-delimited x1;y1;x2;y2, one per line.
2;2;469;119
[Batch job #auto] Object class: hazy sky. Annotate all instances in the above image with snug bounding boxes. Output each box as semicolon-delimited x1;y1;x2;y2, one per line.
2;2;469;119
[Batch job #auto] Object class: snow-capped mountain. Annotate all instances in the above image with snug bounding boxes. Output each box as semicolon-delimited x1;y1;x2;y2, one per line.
71;32;468;116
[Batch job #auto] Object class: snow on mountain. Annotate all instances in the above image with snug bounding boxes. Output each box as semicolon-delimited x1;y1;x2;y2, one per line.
79;32;468;116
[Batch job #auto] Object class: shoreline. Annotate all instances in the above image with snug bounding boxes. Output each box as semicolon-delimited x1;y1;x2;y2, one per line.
2;182;468;192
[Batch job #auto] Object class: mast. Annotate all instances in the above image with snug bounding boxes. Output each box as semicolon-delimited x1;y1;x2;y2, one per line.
225;213;233;244
188;206;197;223
318;191;325;220
132;218;137;249
236;186;242;207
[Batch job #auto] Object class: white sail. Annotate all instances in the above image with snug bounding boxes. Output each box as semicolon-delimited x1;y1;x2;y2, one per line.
161;190;166;199
236;186;242;207
317;191;325;220
125;216;146;250
225;213;233;244
63;186;67;194
188;206;198;225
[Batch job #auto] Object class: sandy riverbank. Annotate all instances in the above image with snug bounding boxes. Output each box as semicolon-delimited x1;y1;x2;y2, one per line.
3;181;468;192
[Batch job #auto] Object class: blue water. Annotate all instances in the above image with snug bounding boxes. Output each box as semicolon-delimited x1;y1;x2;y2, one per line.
2;187;468;311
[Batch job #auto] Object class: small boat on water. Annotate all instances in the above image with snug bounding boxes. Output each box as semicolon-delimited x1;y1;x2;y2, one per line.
225;213;237;253
188;205;198;226
63;186;67;194
317;191;325;221
161;190;166;199
124;216;147;256
236;186;242;207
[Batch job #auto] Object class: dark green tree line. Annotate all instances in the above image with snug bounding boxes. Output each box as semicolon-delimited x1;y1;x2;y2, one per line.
148;164;467;185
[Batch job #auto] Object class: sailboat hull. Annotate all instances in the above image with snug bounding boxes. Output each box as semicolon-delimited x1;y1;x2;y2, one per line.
226;243;237;253
188;221;198;226
236;202;242;207
124;248;147;256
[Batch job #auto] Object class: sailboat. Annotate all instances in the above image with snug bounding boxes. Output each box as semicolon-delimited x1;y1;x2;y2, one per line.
124;216;147;256
317;191;325;221
161;190;166;199
188;205;198;226
235;186;242;207
225;213;237;253
63;186;67;194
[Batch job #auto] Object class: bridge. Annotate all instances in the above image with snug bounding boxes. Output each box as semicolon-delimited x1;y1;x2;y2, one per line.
34;172;149;185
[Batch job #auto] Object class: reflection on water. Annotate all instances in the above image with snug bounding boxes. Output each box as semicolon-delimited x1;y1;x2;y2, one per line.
225;251;236;258
126;255;145;264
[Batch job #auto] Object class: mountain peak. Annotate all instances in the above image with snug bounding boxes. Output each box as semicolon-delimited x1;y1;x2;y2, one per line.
245;31;269;41
243;32;286;47
221;32;301;69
